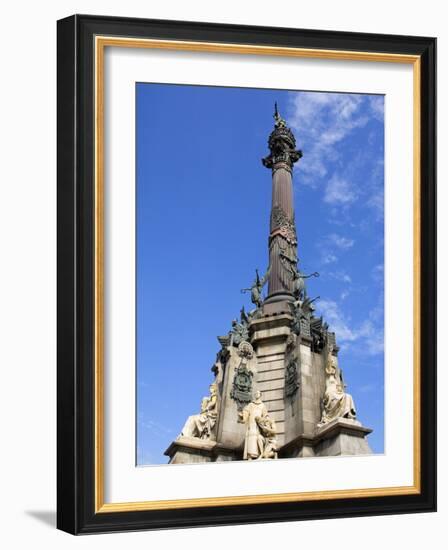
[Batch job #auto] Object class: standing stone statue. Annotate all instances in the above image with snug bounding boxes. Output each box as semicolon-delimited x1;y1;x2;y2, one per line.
239;391;277;460
318;346;357;427
179;383;218;440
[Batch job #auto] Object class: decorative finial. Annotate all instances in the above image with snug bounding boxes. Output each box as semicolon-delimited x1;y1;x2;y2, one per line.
262;103;302;170
273;102;286;128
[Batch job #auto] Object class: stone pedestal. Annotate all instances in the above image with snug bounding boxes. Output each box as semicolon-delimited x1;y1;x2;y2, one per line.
164;436;238;464
314;418;372;456
280;435;316;458
165;437;215;464
165;311;374;464
279;419;372;457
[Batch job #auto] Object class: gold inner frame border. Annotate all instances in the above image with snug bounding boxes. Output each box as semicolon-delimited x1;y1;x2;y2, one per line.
94;35;421;513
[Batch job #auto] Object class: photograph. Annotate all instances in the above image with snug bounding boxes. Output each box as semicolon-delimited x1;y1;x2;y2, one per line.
56;14;436;533
136;83;385;465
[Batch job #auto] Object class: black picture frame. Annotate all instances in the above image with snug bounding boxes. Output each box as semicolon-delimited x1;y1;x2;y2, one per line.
57;14;436;534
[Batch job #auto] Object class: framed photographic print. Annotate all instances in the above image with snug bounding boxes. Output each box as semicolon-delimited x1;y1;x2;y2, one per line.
57;14;436;534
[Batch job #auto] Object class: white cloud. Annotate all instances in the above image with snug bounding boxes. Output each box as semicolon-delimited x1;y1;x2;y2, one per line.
288;92;370;185
317;299;357;341
321;252;338;265
287;91;384;223
352;157;383;221
318;233;355;265
317;298;383;356
340;290;350;301
327;233;355;250
324;176;357;205
369;95;385;121
367;190;384;214
372;264;384;283
329;270;352;283
318;234;354;266
365;330;384;355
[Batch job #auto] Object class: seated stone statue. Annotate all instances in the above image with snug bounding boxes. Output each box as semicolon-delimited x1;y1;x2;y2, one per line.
257;416;278;459
318;346;356;427
179;383;218;440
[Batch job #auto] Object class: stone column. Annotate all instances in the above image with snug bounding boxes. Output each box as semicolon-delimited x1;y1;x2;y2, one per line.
262;104;302;304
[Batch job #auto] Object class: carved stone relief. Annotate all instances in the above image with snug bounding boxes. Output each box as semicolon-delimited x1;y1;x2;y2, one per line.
230;342;255;408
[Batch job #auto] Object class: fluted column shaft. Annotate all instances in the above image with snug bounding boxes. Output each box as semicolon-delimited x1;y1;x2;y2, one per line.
268;165;296;297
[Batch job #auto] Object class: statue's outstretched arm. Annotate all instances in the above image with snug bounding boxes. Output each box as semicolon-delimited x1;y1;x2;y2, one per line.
302;271;319;279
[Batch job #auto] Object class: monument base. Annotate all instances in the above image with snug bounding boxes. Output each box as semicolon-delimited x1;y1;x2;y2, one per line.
166;418;372;463
164;436;239;464
315;418;373;456
280;418;372;458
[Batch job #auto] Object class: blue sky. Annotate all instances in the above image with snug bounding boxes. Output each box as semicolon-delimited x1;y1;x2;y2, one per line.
136;83;384;465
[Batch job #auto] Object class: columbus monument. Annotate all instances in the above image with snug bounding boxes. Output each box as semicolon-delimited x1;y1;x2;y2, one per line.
165;105;372;463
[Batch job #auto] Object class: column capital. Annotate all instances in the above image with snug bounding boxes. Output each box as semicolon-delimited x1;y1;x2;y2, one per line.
262;104;302;170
